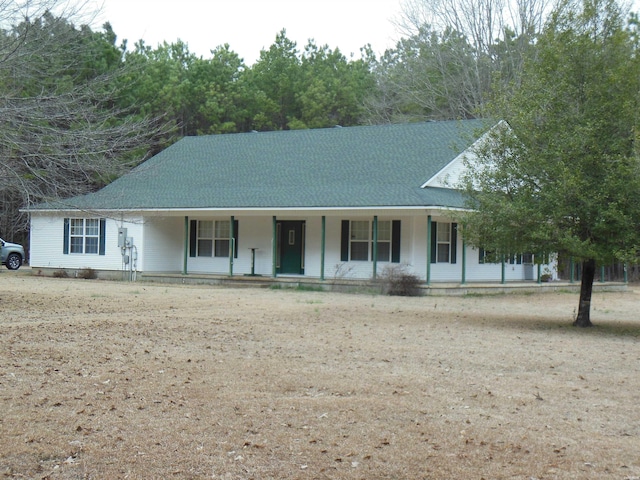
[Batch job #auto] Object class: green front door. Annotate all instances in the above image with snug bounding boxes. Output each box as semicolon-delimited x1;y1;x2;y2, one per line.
277;221;305;274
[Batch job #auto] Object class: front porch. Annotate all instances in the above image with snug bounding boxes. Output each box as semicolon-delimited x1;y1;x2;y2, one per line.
138;271;629;296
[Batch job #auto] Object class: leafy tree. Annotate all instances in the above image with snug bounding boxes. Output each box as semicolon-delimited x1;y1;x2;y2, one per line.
247;29;302;130
118;39;197;140
246;31;376;130
294;41;375;129
459;0;640;326
189;45;251;134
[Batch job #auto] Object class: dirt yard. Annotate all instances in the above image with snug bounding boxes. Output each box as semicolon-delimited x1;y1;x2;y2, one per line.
1;271;639;479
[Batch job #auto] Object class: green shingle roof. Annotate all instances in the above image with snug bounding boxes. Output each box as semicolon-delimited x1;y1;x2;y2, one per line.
36;120;489;211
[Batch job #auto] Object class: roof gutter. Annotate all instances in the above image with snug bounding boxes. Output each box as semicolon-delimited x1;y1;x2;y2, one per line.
25;205;473;215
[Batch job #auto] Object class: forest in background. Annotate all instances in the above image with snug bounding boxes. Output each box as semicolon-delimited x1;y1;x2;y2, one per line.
2;0;639;285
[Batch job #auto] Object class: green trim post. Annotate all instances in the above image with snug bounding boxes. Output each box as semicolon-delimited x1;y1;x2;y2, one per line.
501;255;506;284
461;236;466;285
183;216;189;275
229;216;235;276
426;215;432;286
624;263;628;284
272;216;277;278
537;263;542;284
320;216;326;281
372;215;378;280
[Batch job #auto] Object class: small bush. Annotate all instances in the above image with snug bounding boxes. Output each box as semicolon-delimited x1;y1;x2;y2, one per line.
378;264;423;297
52;269;69;278
77;267;97;280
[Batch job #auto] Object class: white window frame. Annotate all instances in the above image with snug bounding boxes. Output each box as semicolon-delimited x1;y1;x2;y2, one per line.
214;220;231;258
374;220;391;262
349;220;370;261
196;220;213;257
69;218;100;254
436;222;451;263
349;220;392;262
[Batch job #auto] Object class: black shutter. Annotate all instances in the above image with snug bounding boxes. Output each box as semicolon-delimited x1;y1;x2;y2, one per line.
99;219;106;255
63;218;70;254
430;222;437;263
341;220;349;261
391;220;401;263
479;247;485;264
189;220;197;257
233;220;239;259
451;223;457;264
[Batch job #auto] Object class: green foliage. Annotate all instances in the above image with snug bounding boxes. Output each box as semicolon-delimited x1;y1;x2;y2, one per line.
247;30;302;130
463;0;640;263
459;0;640;324
296;41;376;128
117;29;375;136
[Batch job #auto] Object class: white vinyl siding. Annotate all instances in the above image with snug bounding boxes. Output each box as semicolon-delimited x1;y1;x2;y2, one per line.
28;211;556;282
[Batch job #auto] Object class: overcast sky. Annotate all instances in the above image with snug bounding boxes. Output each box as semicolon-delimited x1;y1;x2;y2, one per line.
92;0;405;64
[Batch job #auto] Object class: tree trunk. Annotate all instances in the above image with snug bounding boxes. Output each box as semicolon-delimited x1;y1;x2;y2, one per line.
573;258;596;327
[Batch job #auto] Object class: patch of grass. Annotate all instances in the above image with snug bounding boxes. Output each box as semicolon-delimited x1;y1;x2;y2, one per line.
556;288;578;294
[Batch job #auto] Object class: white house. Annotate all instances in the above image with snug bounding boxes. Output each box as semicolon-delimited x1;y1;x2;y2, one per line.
26;120;556;284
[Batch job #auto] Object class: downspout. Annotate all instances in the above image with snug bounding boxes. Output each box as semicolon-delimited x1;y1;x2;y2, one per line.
372;215;378;280
183;216;189;275
320;216;326;281
426;215;432;286
229;215;235;276
501;254;506;285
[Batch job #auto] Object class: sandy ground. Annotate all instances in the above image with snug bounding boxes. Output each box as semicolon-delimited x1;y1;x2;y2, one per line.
1;271;639;479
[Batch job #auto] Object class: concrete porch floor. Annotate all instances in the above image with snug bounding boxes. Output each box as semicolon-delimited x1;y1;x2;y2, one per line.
139;271;629;296
17;266;628;296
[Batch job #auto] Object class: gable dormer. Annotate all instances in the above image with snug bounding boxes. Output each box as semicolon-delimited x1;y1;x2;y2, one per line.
420;120;505;189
